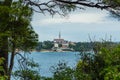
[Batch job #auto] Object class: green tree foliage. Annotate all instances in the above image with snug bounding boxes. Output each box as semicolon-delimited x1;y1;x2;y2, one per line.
13;53;41;80
51;61;74;80
42;41;54;49
7;1;38;51
36;41;54;51
0;58;8;80
0;0;38;79
75;42;120;80
58;44;62;48
71;42;93;52
99;45;120;80
36;42;43;51
103;0;120;7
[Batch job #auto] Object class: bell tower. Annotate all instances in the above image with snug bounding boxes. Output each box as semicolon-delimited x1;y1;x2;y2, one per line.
59;31;61;39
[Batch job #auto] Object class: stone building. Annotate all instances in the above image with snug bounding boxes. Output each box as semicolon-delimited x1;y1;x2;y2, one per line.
53;32;69;49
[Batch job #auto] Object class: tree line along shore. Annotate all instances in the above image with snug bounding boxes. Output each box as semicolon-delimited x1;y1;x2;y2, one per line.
35;41;119;52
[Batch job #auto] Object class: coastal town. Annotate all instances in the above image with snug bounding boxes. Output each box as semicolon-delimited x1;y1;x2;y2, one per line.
52;32;75;52
36;32;76;52
36;32;118;52
36;32;103;52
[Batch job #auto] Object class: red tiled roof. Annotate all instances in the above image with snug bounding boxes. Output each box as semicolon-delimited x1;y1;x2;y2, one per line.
54;39;68;44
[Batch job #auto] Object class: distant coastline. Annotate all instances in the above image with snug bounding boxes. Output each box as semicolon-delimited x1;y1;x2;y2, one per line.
36;49;74;52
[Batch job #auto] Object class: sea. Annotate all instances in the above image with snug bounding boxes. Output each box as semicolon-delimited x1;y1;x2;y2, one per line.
13;52;80;78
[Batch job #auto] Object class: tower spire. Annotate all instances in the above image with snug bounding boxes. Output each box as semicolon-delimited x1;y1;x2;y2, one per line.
59;31;61;39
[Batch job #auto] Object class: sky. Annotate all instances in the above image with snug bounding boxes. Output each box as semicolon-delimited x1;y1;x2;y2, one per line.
31;7;120;42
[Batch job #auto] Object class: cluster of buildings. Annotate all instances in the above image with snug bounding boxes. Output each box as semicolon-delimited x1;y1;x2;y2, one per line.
52;32;75;52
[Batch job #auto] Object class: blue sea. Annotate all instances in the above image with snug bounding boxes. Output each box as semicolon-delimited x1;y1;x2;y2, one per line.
13;52;80;77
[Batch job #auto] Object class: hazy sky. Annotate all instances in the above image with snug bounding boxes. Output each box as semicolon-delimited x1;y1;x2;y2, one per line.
31;7;120;42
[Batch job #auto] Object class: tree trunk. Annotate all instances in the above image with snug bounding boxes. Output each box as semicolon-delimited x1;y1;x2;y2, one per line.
8;41;15;80
0;36;8;76
0;0;13;79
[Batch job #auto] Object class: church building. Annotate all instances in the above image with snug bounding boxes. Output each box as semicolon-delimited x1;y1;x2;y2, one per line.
53;32;69;49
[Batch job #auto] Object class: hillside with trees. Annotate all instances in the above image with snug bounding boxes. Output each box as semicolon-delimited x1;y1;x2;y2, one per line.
36;41;54;51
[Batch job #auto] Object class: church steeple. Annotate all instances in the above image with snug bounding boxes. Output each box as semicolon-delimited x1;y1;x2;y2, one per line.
59;31;61;39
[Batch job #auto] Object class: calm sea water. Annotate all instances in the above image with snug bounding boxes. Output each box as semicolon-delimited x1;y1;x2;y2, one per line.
13;52;80;77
